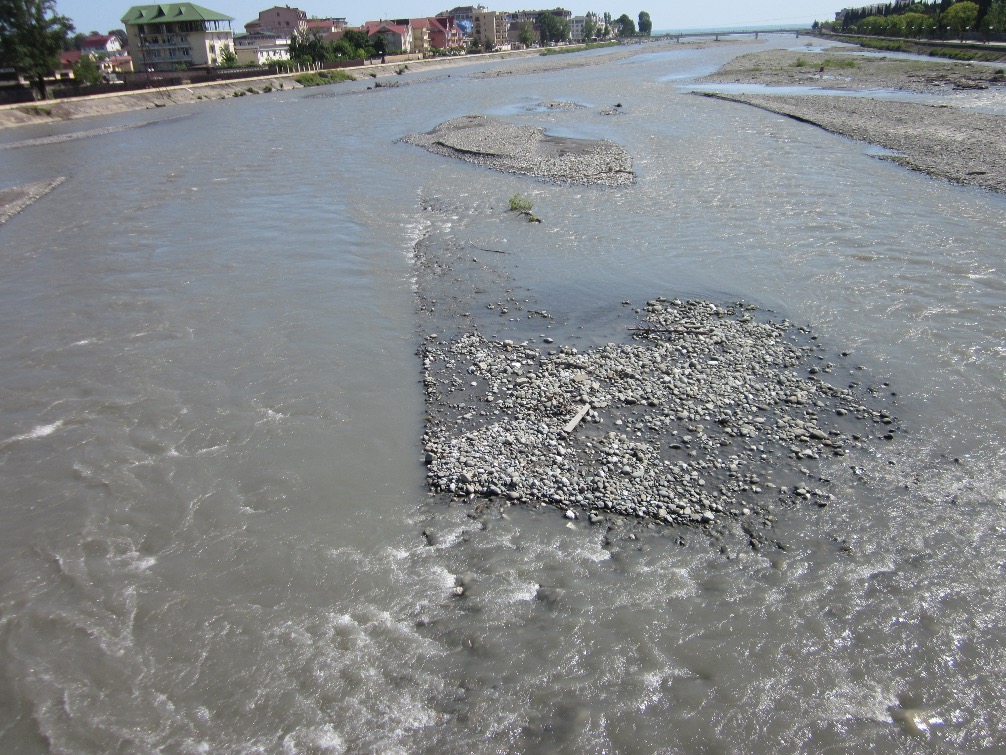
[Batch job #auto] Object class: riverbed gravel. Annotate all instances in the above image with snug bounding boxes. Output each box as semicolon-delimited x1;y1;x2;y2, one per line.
401;114;634;185
419;297;899;542
702;92;1006;193
698;47;1006;193
699;47;1006;93
0;177;66;225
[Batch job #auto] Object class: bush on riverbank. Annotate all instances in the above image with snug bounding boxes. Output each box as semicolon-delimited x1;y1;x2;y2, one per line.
540;41;619;56
294;70;355;87
817;33;1006;63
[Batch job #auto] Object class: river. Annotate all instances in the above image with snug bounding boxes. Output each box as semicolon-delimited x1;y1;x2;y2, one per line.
1;35;1005;753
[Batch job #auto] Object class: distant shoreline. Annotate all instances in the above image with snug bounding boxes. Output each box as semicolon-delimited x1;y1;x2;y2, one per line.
0;42;653;131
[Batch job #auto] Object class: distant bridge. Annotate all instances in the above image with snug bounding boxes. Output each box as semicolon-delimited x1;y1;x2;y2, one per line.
660;28;810;41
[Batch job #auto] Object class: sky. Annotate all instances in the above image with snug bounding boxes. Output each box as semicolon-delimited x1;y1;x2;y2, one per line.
56;0;841;37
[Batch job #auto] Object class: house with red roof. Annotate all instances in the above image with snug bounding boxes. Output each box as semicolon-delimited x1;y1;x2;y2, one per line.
427;16;465;50
80;34;123;56
407;17;465;55
364;20;413;53
55;51;81;81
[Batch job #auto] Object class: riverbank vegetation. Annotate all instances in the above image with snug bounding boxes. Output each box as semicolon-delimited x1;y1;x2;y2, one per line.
540;41;620;55
0;0;74;100
293;70;355;87
818;0;1006;41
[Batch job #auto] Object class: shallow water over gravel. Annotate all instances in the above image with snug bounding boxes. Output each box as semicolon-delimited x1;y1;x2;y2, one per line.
1;35;1005;752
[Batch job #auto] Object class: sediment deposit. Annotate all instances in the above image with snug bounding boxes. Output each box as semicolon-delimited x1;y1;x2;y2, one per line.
401;114;634;185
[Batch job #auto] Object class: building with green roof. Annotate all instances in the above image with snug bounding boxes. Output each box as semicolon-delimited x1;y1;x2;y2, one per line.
121;4;235;72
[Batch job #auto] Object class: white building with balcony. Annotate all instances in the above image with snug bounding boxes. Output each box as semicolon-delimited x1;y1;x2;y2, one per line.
122;3;235;71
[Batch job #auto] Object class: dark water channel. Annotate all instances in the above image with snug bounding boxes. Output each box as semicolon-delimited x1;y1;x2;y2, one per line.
1;35;1005;752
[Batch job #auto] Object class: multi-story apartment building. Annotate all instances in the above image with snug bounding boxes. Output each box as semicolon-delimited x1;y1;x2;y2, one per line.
506;7;573;47
122;3;235;72
244;5;307;35
473;9;509;50
439;5;485;31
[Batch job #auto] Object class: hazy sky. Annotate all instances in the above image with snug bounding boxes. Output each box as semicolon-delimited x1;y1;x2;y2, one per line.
56;0;840;36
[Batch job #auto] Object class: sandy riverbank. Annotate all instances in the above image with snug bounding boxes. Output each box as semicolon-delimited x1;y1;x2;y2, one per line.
700;47;1006;93
698;48;1006;193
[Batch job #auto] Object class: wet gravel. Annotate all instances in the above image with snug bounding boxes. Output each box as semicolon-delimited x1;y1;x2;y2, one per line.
401;114;634;186
699;48;1006;94
0;177;66;225
698;47;1006;193
420;297;900;545
701;92;1006;193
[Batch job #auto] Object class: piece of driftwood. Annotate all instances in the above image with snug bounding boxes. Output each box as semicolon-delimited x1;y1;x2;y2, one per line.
563;403;591;433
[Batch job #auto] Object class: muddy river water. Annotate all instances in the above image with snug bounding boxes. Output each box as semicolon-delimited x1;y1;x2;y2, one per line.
1;35;1005;752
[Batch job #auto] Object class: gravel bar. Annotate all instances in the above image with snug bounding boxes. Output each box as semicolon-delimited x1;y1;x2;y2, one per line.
401;114;634;186
699;48;1006;93
698;47;1006;193
702;92;1006;192
420;298;899;543
0;177;66;225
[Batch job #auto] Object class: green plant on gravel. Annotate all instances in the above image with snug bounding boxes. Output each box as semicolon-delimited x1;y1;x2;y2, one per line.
822;57;857;68
793;57;809;67
509;193;533;212
508;193;540;223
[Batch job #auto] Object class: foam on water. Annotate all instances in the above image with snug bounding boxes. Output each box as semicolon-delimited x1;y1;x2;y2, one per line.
2;420;64;445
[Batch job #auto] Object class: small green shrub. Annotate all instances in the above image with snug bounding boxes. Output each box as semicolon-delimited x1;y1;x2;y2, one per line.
262;84;272;92
509;193;534;213
793;57;809;67
822;57;857;68
294;70;355;87
540;40;617;55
